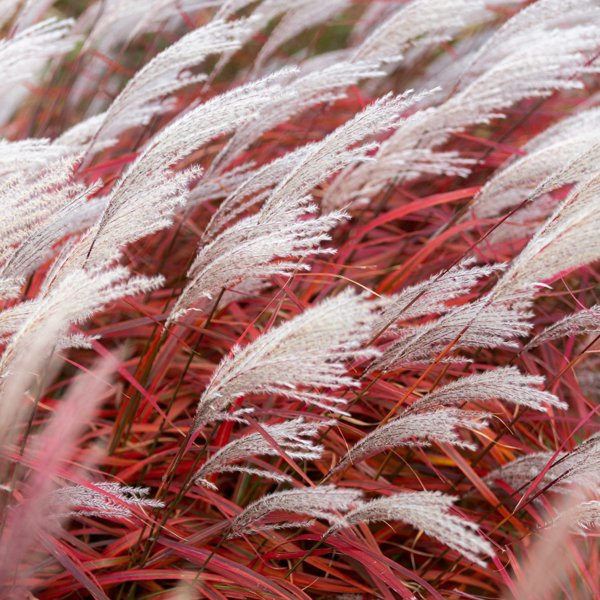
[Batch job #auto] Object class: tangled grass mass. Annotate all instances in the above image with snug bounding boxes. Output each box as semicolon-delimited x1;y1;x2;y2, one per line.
1;1;600;598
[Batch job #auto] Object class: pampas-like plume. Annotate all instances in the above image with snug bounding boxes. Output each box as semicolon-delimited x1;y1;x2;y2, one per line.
50;482;165;518
527;305;600;348
553;501;600;533
530;434;600;493
376;260;502;330
525;106;600;154
488;434;600;494
0;314;70;446
338;491;494;567
192;290;379;430
493;173;600;300
372;297;532;372
0;266;162;380
170;94;414;320
0;355;118;591
485;195;558;246
168;195;345;322
205;89;409;234
265;90;429;217
486;451;566;492
472;107;600;219
353;0;488;64
65;74;285;274
0;155;94;293
0;192;103;290
69;1;228;111
0;139;72;175
200;145;313;240
409;367;566;413
529;140;600;204
460;0;600;84
332;409;488;475
210;60;384;173
195;417;330;488
0;18;76;95
229;485;362;535
95;18;253;144
330;22;600;208
323;148;476;208
78;0;223;51
323;147;475;209
400;25;600;150
54;113;123;154
189;162;257;209
252;0;350;73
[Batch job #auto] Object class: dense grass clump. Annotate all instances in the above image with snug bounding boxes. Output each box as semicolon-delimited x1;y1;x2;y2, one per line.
0;2;599;599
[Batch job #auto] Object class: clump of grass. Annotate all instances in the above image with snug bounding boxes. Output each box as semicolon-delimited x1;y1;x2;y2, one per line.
0;2;599;599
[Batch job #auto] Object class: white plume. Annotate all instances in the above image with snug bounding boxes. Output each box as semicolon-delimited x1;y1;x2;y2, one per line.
192;290;380;429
